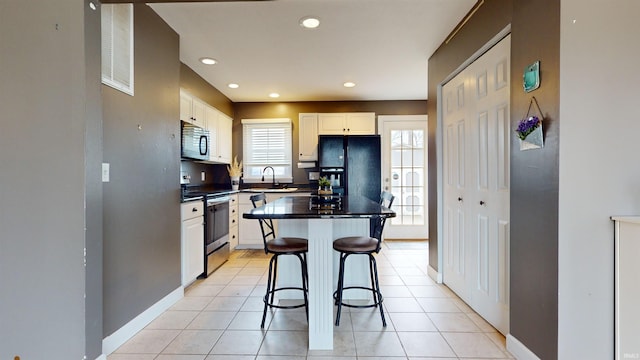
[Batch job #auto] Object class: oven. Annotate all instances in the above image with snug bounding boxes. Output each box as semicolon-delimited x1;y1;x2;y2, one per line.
203;194;230;276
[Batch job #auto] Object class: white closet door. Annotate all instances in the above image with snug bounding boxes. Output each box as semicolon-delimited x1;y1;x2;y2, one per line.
443;75;471;302
442;34;510;334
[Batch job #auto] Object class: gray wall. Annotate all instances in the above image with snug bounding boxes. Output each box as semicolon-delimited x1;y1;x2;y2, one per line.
84;0;104;358
510;1;560;358
427;0;512;271
181;64;234;118
102;3;182;336
427;1;560;358
0;0;101;358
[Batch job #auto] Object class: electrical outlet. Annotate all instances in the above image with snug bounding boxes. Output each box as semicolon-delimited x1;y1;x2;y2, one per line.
102;163;110;182
201;171;206;181
309;171;319;181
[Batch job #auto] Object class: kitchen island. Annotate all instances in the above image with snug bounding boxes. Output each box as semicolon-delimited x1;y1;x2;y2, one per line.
243;195;395;350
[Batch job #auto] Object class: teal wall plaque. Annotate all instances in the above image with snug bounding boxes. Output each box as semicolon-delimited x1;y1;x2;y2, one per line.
523;61;540;92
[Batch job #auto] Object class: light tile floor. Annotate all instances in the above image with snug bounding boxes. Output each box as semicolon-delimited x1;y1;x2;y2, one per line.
108;241;514;360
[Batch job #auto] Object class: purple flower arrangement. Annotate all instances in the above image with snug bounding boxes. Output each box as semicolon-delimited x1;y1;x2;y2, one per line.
515;116;541;140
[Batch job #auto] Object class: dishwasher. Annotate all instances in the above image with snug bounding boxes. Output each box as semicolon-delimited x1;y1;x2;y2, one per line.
202;194;230;277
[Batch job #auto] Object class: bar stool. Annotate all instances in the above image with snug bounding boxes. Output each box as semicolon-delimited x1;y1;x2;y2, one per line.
249;193;309;328
333;191;395;326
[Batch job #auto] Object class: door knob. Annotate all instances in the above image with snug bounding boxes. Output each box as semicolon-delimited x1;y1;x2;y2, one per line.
457;197;463;202
480;200;485;205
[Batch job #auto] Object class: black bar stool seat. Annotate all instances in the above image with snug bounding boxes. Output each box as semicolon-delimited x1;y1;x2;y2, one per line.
266;237;308;253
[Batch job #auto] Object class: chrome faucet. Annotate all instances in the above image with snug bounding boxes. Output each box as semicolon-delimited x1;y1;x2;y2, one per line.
261;166;279;187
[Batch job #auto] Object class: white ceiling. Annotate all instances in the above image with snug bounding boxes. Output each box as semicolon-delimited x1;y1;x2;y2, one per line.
150;0;476;103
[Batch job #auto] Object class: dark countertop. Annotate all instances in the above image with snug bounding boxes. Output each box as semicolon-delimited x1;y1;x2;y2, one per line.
181;185;314;203
243;195;395;219
181;189;238;203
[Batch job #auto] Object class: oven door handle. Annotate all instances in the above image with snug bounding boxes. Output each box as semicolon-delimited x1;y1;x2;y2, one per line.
207;196;230;206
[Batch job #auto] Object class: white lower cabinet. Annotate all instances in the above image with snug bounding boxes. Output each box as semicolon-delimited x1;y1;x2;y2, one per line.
238;193;265;249
238;192;311;249
181;200;204;286
229;194;239;250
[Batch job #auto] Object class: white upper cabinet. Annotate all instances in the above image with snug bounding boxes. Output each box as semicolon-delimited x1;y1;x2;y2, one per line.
179;91;192;123
298;113;318;161
206;105;219;162
317;112;375;135
317;113;345;134
217;112;233;164
181;88;233;164
207;106;233;164
345;112;376;134
180;89;207;128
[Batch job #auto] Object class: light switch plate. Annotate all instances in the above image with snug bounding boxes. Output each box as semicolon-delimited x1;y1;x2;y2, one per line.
309;171;319;180
102;163;110;182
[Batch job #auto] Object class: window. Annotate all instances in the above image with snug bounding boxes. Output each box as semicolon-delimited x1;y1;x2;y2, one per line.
242;118;292;183
101;3;134;95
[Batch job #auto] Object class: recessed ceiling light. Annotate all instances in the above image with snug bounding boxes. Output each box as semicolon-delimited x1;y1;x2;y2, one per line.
228;83;239;89
299;16;320;29
269;93;280;98
89;2;97;10
199;57;217;65
343;82;356;88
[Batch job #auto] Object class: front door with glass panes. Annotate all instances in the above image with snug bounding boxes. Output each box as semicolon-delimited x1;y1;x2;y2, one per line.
379;115;428;239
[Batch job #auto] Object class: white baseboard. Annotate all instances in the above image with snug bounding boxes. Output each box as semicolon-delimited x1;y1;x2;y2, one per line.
101;286;184;355
428;264;443;283
506;334;541;360
94;355;107;360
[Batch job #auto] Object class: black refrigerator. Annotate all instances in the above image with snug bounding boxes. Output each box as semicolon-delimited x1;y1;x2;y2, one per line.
318;135;381;202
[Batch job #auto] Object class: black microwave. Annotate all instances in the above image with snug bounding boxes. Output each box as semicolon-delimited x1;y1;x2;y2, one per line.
181;120;210;161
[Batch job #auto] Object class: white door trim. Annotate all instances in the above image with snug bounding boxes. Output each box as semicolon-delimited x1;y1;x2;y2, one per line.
378;115;428;239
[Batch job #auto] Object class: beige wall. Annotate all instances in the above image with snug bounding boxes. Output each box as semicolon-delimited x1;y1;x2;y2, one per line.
234;101;427;184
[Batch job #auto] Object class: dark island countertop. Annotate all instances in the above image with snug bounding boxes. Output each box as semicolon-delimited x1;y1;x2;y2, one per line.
180;185;314;203
243;194;395;219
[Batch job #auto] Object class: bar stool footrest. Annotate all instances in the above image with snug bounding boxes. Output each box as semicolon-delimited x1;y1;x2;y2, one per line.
333;286;384;308
264;287;308;309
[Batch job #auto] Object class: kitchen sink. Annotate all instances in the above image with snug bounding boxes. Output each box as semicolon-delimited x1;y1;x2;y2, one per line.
245;187;298;193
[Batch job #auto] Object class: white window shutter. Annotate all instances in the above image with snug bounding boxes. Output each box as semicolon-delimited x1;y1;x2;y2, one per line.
242;119;293;183
101;4;134;95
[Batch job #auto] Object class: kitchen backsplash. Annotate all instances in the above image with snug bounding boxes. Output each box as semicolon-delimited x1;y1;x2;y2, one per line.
180;160;230;188
181;159;322;189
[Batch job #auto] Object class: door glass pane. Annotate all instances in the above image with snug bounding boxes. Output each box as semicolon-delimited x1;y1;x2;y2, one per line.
389;129;425;226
